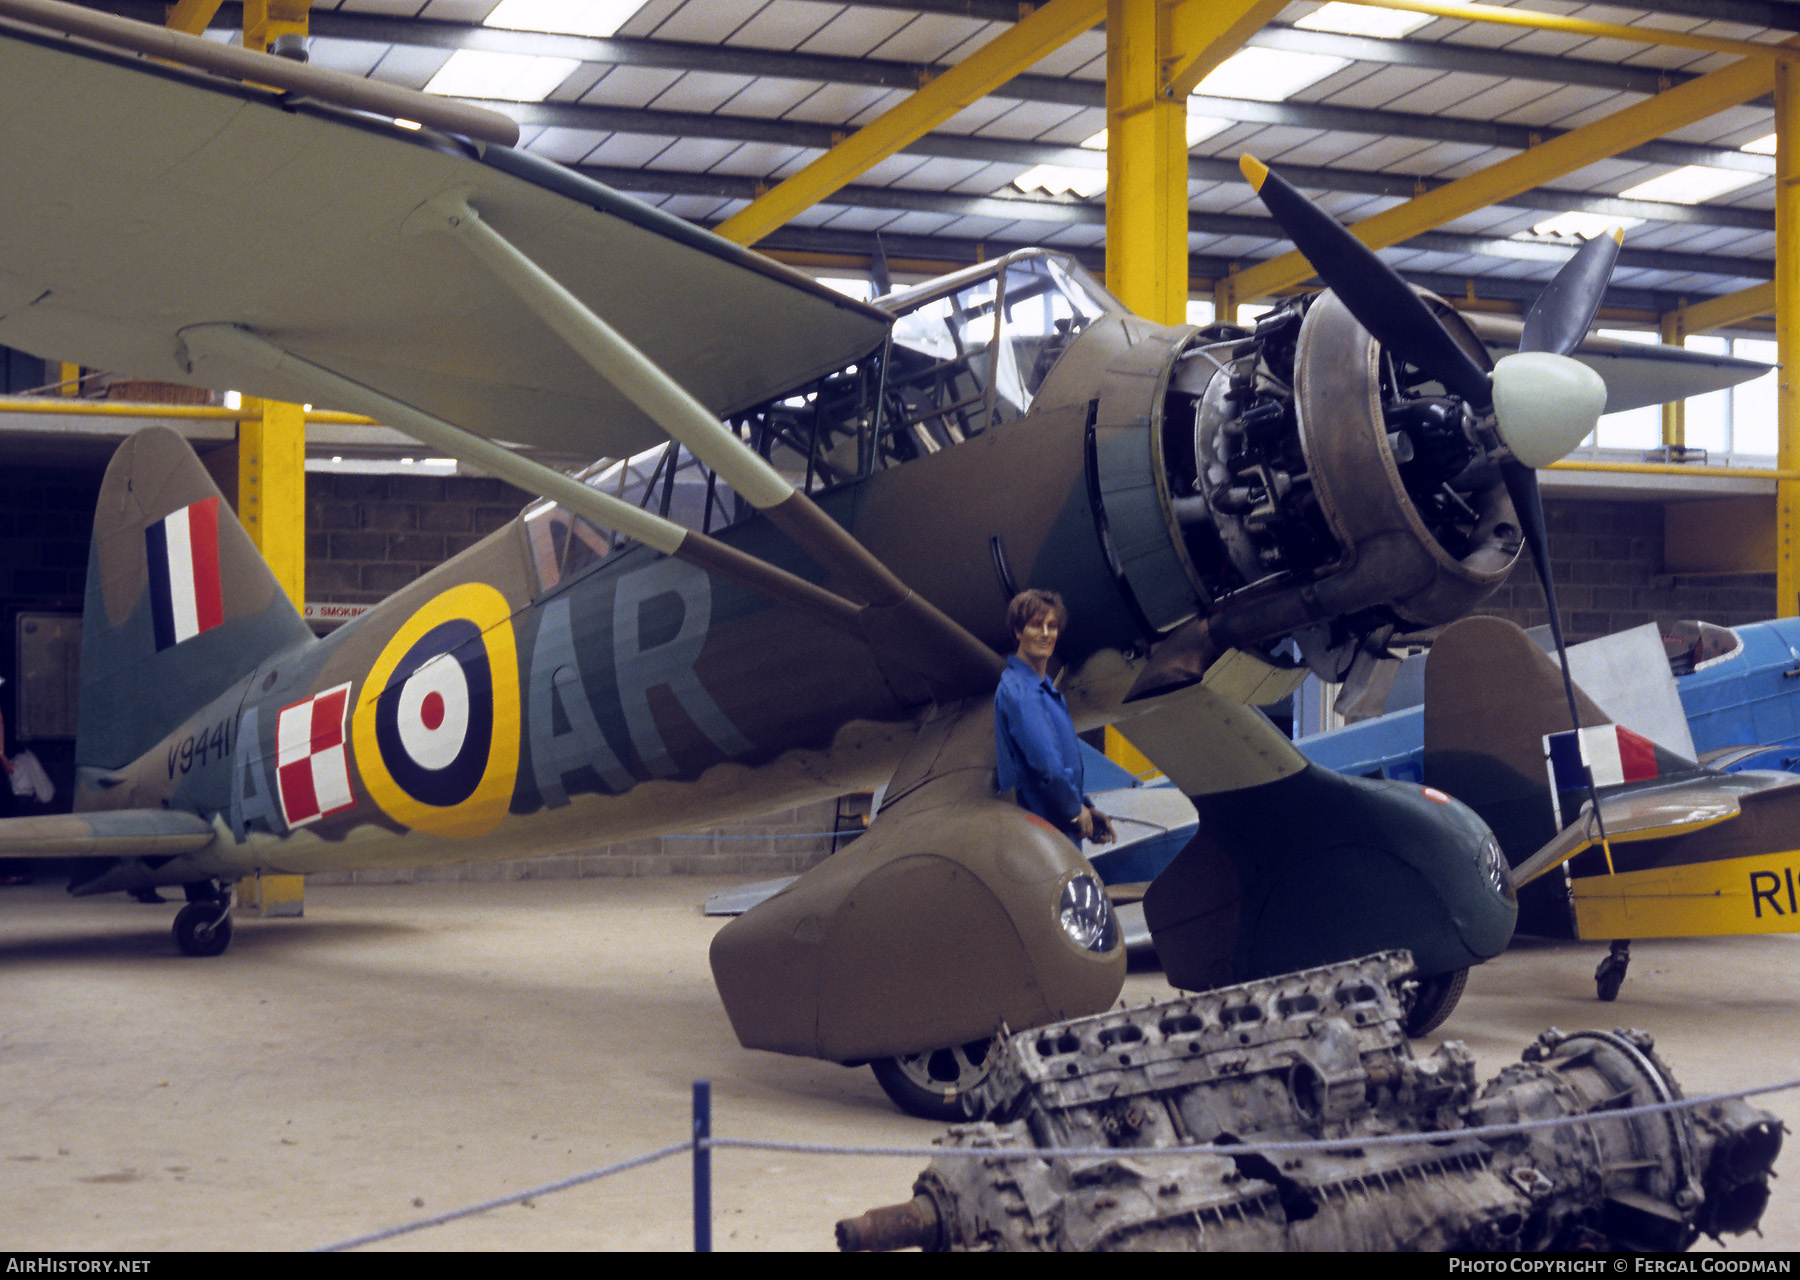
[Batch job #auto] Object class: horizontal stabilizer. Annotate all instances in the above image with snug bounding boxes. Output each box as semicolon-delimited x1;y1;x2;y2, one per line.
0;808;214;859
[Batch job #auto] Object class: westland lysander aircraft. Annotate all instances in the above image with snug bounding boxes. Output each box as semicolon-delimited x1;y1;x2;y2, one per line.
0;1;1759;1115
1422;615;1800;1002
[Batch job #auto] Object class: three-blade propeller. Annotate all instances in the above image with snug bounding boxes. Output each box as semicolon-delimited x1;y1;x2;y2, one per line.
1241;154;1622;848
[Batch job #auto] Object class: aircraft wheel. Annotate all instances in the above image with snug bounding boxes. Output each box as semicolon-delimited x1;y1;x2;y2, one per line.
1594;942;1630;1002
871;1038;997;1121
1402;966;1468;1038
173;901;233;958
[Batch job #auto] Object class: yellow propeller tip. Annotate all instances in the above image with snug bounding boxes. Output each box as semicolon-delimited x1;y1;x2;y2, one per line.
1239;154;1269;189
1612;227;1625;245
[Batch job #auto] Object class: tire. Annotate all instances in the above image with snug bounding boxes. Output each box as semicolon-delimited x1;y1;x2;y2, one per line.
871;1038;997;1122
173;901;232;958
1595;951;1629;1002
1403;966;1468;1038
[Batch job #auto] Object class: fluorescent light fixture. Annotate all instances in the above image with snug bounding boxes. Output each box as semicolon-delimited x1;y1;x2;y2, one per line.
393;118;422;131
1618;165;1760;204
484;0;644;38
1012;164;1107;198
223;390;241;410
1741;133;1777;155
424;49;581;101
1297;2;1431;38
1195;48;1349;102
1526;211;1641;239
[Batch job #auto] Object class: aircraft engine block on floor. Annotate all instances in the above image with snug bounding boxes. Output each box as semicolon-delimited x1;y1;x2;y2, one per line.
836;952;1782;1252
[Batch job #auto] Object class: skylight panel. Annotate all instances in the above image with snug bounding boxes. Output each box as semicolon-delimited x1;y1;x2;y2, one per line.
424;50;581;101
1618;166;1760;204
1012;164;1107;198
1527;211;1641;239
484;0;645;38
1194;48;1350;102
1296;2;1432;39
1741;133;1777;155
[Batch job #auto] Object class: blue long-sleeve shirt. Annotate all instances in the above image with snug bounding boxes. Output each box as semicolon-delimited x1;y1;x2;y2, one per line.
994;656;1085;830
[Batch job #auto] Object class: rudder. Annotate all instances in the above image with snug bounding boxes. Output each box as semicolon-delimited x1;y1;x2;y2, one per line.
76;427;313;771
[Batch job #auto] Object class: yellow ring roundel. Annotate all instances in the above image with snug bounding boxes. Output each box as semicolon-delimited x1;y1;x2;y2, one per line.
353;582;520;837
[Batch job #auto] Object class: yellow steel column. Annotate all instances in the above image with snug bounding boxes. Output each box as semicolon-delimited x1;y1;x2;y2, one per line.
1106;0;1188;325
1660;310;1686;448
235;0;313;918
1778;60;1800;618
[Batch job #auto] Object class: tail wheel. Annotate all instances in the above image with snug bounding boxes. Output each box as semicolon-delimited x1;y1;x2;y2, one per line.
1403;966;1468;1038
173;900;233;957
871;1038;997;1121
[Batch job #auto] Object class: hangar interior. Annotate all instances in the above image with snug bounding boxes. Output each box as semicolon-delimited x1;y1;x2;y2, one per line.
2;0;1795;879
3;0;1800;1255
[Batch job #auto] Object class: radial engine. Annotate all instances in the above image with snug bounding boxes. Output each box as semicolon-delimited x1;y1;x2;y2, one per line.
836;952;1782;1252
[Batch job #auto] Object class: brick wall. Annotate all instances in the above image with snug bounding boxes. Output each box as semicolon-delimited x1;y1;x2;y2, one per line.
1472;498;1776;644
305;470;531;605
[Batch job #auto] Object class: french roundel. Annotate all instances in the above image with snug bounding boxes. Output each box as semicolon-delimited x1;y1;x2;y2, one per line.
353;583;520;837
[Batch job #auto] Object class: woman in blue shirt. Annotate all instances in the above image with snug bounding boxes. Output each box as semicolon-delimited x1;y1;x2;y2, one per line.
994;589;1114;847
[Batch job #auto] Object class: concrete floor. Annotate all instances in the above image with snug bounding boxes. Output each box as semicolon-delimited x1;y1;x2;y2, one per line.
2;877;1797;1253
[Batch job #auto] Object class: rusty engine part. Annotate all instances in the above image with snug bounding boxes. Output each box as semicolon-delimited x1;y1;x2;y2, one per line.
836;952;1782;1252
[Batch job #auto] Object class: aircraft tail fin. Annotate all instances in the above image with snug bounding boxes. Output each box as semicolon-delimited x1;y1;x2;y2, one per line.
1421;616;1700;933
76;427;314;771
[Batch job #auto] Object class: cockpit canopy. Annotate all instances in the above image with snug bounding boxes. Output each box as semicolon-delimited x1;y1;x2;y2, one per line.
526;251;1121;593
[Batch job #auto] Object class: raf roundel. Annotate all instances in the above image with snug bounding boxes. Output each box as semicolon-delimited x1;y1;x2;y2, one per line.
353;583;520;837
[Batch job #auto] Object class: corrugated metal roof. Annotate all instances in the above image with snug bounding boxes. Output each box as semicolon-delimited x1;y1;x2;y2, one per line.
56;1;1800;314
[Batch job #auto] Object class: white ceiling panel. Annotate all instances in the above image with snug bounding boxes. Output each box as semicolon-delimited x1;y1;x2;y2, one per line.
868;17;996;64
367;43;451;91
715;76;820;118
725;2;844;51
1319;65;1441;111
707;141;810;177
800;10;915;56
888;156;995;191
819;205;906;232
584;133;679;167
648;71;759;114
1028;29;1106;79
579;65;686;108
524;127;614;164
1446;78;1571;123
976;102;1084;140
647;0;770;43
1499;83;1618;129
305;37;390;77
785;83;900;124
645;137;744;171
1380;72;1504;116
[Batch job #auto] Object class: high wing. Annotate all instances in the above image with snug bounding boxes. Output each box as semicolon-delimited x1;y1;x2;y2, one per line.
1466;314;1770;414
0;12;889;458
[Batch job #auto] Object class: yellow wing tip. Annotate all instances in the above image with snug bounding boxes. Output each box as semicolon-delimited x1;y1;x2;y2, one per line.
1239;154;1269;190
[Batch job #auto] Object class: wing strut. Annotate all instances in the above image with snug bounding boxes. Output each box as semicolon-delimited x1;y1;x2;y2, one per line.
178;324;996;696
403;190;1000;687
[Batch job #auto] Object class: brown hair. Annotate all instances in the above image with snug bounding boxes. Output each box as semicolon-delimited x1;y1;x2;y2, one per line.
1007;588;1067;637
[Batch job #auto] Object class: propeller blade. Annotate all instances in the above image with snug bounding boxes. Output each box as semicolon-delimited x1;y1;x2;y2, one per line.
1521;229;1624;357
1240;154;1492;408
1501;457;1613;853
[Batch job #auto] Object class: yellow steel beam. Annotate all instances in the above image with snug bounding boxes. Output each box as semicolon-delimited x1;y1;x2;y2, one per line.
236;393;307;915
1778;59;1800;618
0;396;370;423
1660;310;1685;447
1105;0;1285;324
164;0;222;36
1229;54;1779;304
1162;0;1290;103
241;0;309;53
1332;0;1798;62
712;0;1104;247
1678;281;1776;334
1106;1;1189;324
